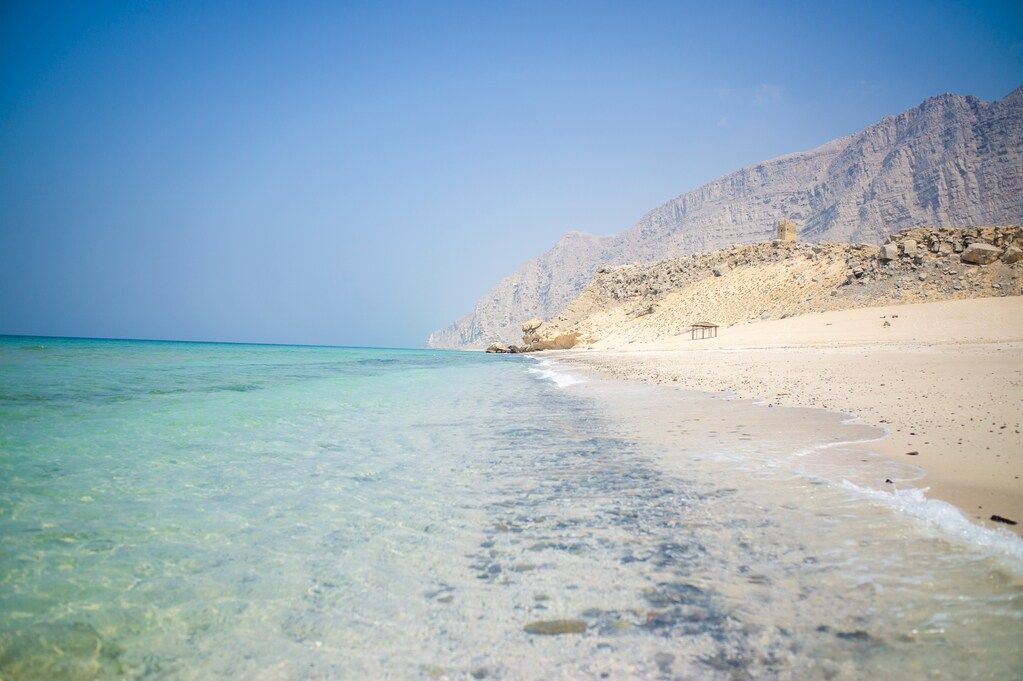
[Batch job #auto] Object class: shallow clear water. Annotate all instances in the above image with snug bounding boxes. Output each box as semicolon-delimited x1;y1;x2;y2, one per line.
1;337;1021;680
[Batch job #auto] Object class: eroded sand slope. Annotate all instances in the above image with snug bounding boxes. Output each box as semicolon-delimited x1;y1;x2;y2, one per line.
534;227;1021;349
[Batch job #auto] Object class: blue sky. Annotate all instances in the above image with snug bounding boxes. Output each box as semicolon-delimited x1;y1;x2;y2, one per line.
1;1;1021;347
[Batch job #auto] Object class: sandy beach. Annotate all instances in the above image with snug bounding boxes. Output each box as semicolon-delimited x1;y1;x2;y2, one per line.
551;296;1023;533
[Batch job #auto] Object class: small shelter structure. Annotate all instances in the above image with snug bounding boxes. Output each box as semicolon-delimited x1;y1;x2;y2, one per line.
690;322;719;340
775;219;798;242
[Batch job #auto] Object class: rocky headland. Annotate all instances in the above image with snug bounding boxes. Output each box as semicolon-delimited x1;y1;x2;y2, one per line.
489;225;1021;351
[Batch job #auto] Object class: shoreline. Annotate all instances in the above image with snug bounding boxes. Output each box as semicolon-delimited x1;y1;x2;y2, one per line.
544;297;1023;535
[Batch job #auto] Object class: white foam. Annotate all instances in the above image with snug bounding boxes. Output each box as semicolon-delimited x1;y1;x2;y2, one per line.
840;480;1023;570
526;357;586;388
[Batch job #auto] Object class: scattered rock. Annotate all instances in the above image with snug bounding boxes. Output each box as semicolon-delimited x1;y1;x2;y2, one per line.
632;304;656;318
905;451;919;456
712;265;729;277
879;244;899;261
990;514;1017;526
1002;245;1023;264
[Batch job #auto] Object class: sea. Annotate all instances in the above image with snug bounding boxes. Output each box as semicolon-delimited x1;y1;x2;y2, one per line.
1;336;1021;680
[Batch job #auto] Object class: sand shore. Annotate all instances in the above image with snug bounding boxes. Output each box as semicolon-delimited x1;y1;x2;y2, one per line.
550;296;1023;533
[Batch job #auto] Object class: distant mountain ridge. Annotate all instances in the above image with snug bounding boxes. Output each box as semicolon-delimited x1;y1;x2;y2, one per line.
426;86;1023;348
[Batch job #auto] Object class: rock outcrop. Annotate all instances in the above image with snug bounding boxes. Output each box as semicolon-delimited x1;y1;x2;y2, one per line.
428;86;1023;348
525;226;1021;350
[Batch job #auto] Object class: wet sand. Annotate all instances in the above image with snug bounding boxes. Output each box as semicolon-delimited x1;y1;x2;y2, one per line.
548;297;1023;534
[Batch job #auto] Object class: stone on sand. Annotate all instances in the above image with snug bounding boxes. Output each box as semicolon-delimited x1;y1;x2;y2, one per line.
1002;245;1022;264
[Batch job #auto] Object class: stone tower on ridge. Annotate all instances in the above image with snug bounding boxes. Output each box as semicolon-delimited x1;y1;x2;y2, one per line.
775;219;798;242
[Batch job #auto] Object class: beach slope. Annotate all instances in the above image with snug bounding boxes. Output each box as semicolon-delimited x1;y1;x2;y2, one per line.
552;296;1023;531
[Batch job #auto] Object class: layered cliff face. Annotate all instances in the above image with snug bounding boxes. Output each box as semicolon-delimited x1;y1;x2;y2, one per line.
427;87;1023;348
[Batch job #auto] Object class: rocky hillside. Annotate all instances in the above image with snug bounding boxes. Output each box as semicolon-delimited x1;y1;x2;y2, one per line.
428;86;1023;348
522;226;1021;350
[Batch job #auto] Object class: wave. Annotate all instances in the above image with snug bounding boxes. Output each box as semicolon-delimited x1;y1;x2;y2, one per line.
709;391;1018;565
525;355;1023;569
525;357;586;388
839;480;1023;569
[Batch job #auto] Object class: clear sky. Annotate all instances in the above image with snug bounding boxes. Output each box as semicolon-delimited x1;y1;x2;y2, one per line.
1;1;1021;347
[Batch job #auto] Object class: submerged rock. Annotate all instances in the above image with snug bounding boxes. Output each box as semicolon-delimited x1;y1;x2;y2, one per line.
523;619;588;635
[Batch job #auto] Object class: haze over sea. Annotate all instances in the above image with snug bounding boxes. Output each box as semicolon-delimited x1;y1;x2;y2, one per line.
1;336;1020;679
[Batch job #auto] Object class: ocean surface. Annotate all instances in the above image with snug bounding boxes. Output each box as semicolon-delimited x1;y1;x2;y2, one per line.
1;336;1021;680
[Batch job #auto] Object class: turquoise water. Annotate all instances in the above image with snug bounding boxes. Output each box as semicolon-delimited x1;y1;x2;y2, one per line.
1;337;1021;680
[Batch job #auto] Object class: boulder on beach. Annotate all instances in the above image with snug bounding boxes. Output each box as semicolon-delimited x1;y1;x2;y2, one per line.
485;342;511;353
1002;244;1022;264
960;243;1001;265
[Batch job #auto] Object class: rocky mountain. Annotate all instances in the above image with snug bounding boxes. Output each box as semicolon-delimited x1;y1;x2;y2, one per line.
427;86;1023;348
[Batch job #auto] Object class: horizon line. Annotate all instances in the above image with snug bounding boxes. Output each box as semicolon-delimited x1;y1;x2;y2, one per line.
0;332;457;353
